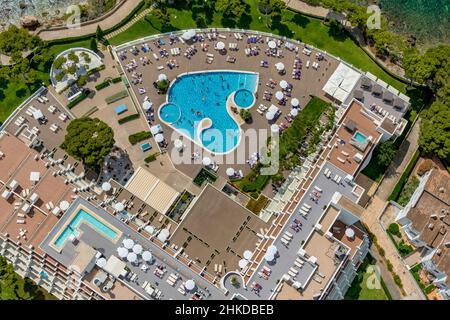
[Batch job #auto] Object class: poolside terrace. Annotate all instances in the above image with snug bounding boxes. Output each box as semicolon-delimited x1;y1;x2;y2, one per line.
40;197;226;300
113;30;341;185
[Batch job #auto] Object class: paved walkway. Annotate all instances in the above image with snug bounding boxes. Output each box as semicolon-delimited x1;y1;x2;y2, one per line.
360;118;425;300
105;7;153;40
37;0;143;41
283;0;329;18
375;118;421;201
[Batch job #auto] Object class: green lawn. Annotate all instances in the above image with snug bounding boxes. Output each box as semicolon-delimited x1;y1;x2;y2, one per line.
109;0;406;91
345;254;391;300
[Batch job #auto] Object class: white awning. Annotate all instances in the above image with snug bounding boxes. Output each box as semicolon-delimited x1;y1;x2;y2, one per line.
103;255;126;278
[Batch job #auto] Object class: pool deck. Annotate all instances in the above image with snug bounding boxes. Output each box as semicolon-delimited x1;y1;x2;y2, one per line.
40;197;226;300
113;30;340;188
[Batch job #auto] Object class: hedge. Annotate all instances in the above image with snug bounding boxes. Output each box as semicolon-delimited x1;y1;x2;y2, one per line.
388;149;421;201
82;106;98;117
128;131;152;145
118;113;140;124
144;153;157;163
67;91;89;109
111;76;123;84
95;80;111;91
106;90;129;104
87;64;105;76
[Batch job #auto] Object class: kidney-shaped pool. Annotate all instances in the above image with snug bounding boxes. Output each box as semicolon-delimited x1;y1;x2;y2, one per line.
159;70;258;154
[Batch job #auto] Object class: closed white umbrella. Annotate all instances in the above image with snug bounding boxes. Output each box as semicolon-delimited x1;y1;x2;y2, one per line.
174;139;183;150
202;157;212;166
182;29;196;40
290;98;299;107
127;252;137;263
133;244;143;255
275;91;284;100
268;40;276;49
267;245;278;255
155;133;164;143
96;257;107;268
216;41;225;50
264;252;275;262
226;168;235;176
290;108;299;117
123;238;134;249
158;73;167;81
238;259;248;269
275;62;285;71
185;279;196;291
279;80;288;89
114;202;125;212
117;247;128;258
243;250;253;260
143;100;153;111
101;182;111;192
142;251;153;262
265;111;275;121
59;201;70;211
270;124;279;133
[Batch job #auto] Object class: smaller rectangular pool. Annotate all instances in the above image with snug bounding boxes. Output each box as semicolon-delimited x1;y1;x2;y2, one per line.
54;209;118;249
141;142;152;152
353;131;367;143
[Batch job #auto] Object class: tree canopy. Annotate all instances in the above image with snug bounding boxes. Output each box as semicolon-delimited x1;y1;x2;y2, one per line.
215;0;247;19
374;140;396;168
0;25;43;56
419;101;450;159
61;117;115;171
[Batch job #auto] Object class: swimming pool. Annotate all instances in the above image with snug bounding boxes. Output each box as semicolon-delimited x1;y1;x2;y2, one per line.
159;71;258;154
54;209;118;249
353;131;367;143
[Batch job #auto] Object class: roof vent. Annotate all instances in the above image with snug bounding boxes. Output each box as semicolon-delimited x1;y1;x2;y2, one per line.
428;223;434;230
439;187;445;193
431;214;438;219
436;249;442;256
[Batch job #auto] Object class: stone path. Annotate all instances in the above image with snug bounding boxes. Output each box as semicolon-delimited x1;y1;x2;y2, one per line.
36;0;143;41
359;118;425;300
105;7;153;40
283;0;329;18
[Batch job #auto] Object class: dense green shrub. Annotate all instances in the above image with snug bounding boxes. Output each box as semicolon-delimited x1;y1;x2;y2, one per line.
144;153;157;163
95;80;111;91
118;113;140;124
111;76;123;84
67;90;89;109
388;223;400;236
389;150;421;201
128;131;152;145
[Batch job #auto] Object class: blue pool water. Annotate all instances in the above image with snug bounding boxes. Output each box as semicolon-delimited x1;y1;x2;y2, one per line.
54;209;118;248
234;89;255;108
159;71;258;153
141;142;152;152
354;132;367;143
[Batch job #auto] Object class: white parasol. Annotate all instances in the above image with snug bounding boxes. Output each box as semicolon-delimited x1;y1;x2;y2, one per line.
59;201;70;211
133;244;143;255
275;62;285;71
158;73;168;81
268;40;277;49
182;29;196;40
101;182;112;192
265;112;275;121
117;247;128;258
185;279;196;291
290;98;299;107
127;252;137;263
154;133;164;143
216;41;225;50
123;238;134;249
243;250;253;260
270;124;279;133
226;168;235;176
143;100;153;111
238;259;248;269
279;80;288;89
202;157;212;166
275;91;284;100
142;251;153;262
114;202;125;212
174;139;183;150
290;108;299;117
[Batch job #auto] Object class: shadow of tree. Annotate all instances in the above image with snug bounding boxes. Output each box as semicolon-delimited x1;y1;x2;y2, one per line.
15;87;27;98
237;12;252;29
221;15;237;28
291;13;310;28
327;20;348;42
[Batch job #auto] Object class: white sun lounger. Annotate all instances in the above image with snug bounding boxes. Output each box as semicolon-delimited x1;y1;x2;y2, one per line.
303;203;312;210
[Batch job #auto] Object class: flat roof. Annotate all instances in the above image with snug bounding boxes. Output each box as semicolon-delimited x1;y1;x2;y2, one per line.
171;184;269;275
